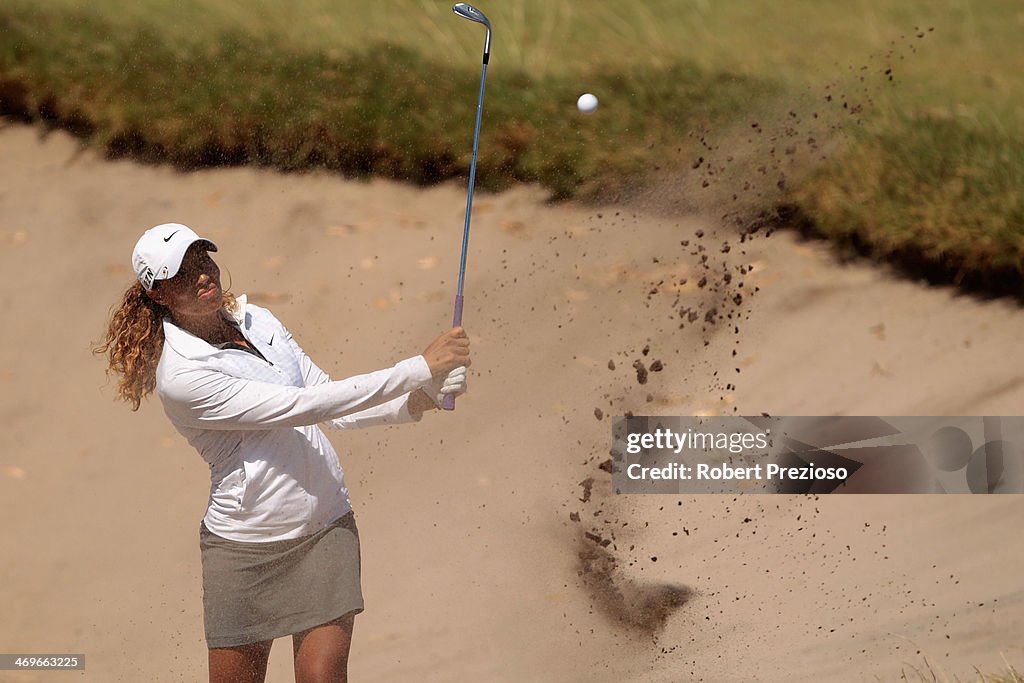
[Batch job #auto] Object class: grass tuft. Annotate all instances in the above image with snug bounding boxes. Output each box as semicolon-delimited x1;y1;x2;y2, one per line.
790;114;1024;290
0;4;774;200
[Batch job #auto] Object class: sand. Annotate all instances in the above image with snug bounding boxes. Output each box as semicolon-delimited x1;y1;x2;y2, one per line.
1;121;1021;682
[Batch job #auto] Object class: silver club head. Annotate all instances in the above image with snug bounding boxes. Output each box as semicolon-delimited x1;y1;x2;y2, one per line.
453;3;491;30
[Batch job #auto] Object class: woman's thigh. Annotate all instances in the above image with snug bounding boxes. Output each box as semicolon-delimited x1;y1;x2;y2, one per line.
208;639;273;683
292;611;357;683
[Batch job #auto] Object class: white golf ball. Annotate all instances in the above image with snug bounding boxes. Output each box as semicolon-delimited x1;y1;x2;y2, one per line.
577;93;599;114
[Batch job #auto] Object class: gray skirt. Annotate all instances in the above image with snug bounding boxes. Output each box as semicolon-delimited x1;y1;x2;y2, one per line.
198;512;364;649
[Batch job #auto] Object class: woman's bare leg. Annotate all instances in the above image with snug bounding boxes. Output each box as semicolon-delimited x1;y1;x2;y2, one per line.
209;640;273;683
292;611;356;683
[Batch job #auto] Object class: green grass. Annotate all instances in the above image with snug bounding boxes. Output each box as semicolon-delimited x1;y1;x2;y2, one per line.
790;113;1024;287
0;3;775;199
1;0;1023;288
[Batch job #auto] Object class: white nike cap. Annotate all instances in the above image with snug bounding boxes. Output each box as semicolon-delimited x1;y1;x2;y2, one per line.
132;223;218;289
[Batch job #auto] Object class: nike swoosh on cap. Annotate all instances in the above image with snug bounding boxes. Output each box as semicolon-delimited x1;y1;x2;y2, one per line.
163;230;180;242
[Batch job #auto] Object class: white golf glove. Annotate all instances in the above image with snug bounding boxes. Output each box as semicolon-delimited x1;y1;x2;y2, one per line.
426;366;468;408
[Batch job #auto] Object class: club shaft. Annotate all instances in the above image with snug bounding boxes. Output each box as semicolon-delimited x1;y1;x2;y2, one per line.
455;57;488;298
446;31;489;411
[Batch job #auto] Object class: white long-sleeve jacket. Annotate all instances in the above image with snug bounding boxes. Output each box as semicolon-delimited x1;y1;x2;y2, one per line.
155;295;432;541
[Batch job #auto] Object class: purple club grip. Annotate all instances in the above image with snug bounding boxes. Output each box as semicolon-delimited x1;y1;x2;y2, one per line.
442;294;465;411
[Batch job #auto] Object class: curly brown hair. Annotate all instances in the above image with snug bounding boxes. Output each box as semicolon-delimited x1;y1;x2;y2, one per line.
94;281;237;411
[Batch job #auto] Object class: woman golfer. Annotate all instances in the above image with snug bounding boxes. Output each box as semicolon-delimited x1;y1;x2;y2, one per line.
95;223;470;682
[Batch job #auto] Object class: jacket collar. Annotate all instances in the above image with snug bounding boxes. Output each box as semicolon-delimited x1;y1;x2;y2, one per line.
162;294;249;361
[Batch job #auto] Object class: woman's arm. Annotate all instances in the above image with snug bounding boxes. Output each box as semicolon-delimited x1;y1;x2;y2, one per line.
160;316;465;432
158;356;432;431
283;325;433;429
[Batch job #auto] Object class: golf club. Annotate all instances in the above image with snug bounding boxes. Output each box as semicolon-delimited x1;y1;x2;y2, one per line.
444;2;491;411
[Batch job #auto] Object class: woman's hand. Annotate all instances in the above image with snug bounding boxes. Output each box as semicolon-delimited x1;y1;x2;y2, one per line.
421;327;471;378
409;366;469;416
428;366;468;406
